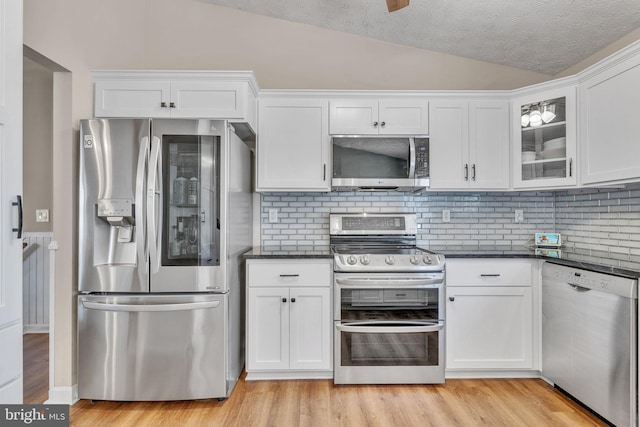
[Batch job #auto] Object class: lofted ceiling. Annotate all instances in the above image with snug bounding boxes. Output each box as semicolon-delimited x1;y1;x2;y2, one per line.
197;0;640;75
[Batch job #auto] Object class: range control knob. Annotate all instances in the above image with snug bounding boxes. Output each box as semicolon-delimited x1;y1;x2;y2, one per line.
346;255;358;265
360;255;370;265
423;256;433;264
410;255;420;265
385;256;395;265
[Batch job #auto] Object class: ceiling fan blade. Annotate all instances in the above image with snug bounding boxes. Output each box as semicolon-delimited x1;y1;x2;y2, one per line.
386;0;410;12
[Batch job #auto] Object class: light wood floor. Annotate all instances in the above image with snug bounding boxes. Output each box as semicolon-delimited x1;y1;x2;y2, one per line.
24;334;608;426
23;333;49;404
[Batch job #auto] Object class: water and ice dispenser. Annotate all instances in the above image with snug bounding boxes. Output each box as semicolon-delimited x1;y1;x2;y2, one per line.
94;198;136;265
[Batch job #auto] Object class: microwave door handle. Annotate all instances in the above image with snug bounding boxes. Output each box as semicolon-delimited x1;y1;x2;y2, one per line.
408;137;416;179
336;320;444;334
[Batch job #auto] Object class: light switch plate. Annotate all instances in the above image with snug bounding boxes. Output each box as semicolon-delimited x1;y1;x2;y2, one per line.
442;210;450;223
268;209;278;223
515;209;524;223
36;209;49;222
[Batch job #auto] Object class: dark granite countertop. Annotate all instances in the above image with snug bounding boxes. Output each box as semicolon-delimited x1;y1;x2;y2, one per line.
431;245;640;280
243;246;333;259
243;245;640;280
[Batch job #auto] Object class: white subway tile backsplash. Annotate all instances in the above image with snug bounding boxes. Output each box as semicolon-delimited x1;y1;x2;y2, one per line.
260;183;640;269
554;182;640;267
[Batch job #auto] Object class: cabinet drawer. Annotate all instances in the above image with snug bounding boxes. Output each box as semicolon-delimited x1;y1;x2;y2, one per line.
446;259;533;286
247;261;332;287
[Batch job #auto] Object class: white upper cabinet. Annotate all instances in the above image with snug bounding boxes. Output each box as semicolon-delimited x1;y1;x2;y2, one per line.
93;71;259;129
579;44;640;185
512;86;577;189
429;99;510;190
256;98;330;192
330;99;429;135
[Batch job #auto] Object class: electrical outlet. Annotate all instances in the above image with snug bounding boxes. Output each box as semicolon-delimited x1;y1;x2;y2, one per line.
515;209;524;223
268;209;278;223
36;209;49;223
442;209;451;223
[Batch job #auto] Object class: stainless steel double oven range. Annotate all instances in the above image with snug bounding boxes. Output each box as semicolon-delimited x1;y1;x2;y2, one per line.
330;213;446;384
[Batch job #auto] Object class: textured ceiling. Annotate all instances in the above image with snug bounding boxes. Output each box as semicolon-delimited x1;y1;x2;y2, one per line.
198;0;640;75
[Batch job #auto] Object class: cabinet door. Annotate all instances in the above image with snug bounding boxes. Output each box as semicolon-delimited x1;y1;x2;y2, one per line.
329;100;379;134
446;286;533;370
469;101;510;189
247;288;290;371
289;287;332;370
170;81;247;119
257;99;330;191
429;100;470;189
94;80;171;118
512;87;577;189
580;56;640;184
378;100;429;135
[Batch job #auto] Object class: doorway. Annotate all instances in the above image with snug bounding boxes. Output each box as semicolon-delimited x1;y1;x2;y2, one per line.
22;46;71;404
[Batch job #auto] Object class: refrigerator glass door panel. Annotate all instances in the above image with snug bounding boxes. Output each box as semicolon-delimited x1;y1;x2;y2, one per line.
79;119;151;293
77;294;228;401
150;119;224;292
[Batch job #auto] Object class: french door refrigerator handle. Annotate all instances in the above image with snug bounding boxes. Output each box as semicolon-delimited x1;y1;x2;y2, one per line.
82;300;220;312
148;136;162;274
336;320;444;334
136;136;150;281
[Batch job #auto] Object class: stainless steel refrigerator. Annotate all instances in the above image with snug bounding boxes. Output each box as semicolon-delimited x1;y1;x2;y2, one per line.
77;118;252;401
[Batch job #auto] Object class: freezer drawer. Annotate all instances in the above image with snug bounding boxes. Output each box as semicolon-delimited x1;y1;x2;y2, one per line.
78;294;228;401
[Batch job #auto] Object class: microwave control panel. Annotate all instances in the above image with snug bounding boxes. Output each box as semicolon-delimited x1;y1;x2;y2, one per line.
415;138;429;178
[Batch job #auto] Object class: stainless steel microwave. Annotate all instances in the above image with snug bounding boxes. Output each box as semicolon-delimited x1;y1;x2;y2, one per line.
332;136;429;192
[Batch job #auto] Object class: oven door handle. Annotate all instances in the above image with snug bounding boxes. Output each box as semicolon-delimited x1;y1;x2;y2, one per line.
335;320;444;334
335;278;443;287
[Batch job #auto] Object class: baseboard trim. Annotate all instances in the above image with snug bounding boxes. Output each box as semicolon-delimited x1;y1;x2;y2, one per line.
245;371;333;381
23;325;49;334
45;385;79;405
445;369;542;379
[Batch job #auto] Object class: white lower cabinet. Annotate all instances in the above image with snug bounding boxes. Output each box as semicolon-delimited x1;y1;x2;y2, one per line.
445;259;537;375
446;286;533;370
246;259;333;379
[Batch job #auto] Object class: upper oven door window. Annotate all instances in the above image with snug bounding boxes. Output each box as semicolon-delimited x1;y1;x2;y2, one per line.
332;137;411;179
340;287;439;322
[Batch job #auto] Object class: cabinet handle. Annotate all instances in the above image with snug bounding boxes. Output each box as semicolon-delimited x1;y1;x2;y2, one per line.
323;163;326;181
279;274;300;278
291;298;296;303
160;102;167;108
449;297;455;302
464;164;469;181
169;102;176;108
480;274;501;277
472;164;476;181
282;298;287;303
380;121;386;128
373;121;379;128
569;158;573;177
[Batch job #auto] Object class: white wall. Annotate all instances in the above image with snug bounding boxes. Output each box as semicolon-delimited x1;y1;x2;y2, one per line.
23;57;53;233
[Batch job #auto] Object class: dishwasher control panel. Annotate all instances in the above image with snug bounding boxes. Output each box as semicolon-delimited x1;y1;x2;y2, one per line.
543;262;637;299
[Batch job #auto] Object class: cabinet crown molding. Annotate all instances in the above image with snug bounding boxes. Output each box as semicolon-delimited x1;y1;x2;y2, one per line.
91;70;260;95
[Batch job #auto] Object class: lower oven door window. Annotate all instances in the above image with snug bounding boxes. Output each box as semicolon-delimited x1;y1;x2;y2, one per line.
336;321;443;367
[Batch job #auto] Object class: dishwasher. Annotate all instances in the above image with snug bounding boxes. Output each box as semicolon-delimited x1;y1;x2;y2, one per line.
542;262;637;427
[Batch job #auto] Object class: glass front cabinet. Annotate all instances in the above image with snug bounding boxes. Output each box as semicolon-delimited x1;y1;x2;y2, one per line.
512;87;577;188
